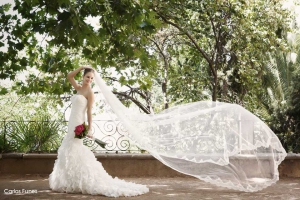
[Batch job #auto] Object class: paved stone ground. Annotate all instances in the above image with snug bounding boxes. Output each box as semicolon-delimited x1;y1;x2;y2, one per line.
0;175;299;200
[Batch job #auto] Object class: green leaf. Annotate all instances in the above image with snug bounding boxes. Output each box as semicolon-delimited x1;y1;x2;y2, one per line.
58;12;72;21
0;88;8;95
119;76;127;85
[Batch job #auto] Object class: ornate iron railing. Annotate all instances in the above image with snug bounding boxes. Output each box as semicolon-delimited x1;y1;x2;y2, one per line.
1;118;272;154
84;120;142;153
0;120;141;153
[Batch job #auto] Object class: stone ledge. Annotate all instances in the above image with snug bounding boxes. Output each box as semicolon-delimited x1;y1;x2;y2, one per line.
1;153;299;159
1;153;24;159
0;153;299;177
284;153;300;159
0;153;155;159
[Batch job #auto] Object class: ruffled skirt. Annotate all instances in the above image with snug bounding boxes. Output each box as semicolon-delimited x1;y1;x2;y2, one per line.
49;138;149;197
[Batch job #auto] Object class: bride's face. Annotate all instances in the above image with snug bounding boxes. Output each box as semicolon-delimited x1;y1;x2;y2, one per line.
83;72;94;85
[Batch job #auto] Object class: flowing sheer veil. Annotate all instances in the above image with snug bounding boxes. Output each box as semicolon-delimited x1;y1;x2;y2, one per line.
93;70;286;192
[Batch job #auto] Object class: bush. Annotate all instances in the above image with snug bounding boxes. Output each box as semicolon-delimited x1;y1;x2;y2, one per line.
0;116;64;153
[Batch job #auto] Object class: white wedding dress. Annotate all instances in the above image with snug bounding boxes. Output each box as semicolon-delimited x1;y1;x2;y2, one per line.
49;70;286;193
49;94;149;197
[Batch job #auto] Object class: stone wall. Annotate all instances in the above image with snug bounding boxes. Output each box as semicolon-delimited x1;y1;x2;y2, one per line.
0;153;299;178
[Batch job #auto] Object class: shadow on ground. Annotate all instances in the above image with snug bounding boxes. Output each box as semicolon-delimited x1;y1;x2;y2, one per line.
0;175;299;200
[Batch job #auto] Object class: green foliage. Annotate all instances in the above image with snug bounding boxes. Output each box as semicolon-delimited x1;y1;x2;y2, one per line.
0;0;159;108
0;92;63;121
1;0;292;104
0;116;64;153
0;0;298;153
147;0;292;103
257;31;300;153
271;66;300;153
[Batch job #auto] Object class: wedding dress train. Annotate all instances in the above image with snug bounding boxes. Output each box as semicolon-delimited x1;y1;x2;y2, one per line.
49;94;149;197
49;69;286;194
92;70;287;192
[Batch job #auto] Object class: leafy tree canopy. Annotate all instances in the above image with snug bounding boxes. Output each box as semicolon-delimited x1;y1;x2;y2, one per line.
0;0;293;107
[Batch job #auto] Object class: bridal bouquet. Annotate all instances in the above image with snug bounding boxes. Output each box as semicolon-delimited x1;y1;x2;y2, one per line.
74;123;107;148
74;122;88;139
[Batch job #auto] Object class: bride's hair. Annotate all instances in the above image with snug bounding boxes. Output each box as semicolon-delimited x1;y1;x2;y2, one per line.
83;68;94;76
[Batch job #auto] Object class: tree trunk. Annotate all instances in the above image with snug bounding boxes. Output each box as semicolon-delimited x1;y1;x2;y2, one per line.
210;63;218;101
162;59;169;109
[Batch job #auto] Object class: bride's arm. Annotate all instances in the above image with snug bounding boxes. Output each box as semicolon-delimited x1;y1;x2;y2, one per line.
67;67;84;91
87;91;95;137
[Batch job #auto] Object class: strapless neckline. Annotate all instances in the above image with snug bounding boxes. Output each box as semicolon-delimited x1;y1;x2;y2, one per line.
75;94;88;101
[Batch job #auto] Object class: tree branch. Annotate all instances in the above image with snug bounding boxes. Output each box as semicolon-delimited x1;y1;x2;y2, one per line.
113;91;151;114
104;76;148;100
153;8;217;78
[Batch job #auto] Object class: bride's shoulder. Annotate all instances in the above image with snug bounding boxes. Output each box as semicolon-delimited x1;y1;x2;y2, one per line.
75;85;83;90
87;89;95;101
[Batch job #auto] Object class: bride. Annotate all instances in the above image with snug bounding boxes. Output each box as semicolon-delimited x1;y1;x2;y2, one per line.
50;65;286;194
49;66;149;197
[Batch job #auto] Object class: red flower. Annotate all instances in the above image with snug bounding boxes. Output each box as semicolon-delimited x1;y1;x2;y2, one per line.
74;124;85;136
74;122;88;139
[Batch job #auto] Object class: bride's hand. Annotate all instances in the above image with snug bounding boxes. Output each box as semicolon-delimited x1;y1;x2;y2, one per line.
86;130;95;140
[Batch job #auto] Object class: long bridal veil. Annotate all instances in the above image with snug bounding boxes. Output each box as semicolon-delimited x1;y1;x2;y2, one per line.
93;70;286;192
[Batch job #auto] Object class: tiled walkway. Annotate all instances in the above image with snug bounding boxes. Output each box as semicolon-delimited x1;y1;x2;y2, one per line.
0;174;299;200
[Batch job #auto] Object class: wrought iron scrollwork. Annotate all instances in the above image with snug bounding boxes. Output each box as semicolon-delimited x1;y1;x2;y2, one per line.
0;120;141;153
85;120;137;152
